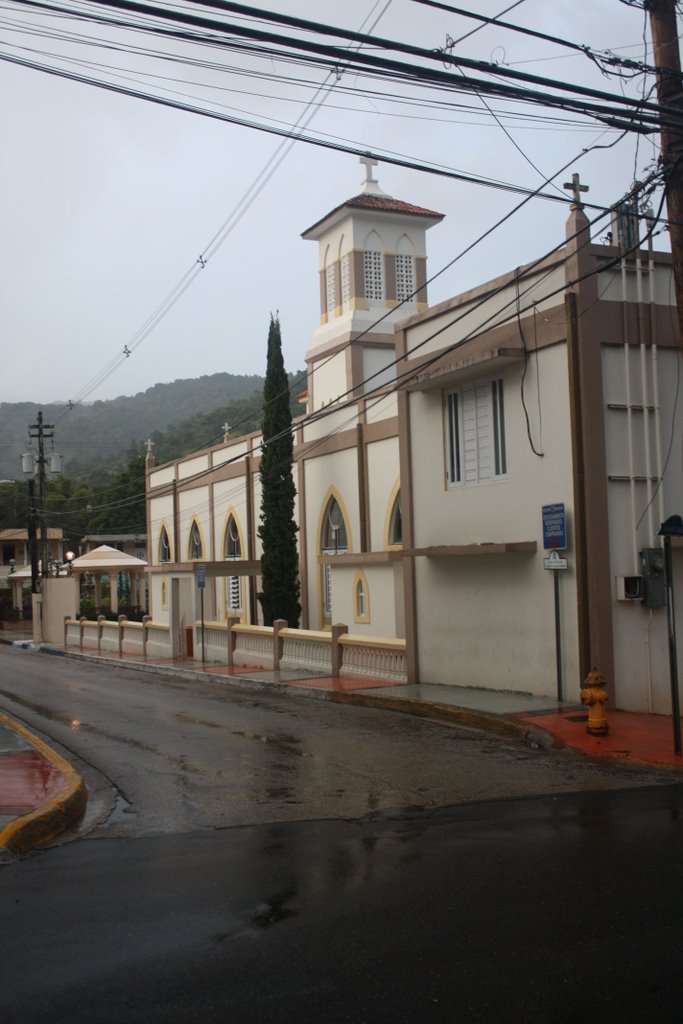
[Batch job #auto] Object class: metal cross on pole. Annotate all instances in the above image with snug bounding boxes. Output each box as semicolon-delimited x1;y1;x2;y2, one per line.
563;172;589;209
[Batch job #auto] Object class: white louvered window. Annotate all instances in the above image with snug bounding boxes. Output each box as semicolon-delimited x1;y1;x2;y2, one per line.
326;261;337;317
395;253;415;303
224;517;242;611
363;249;384;302
341;254;351;306
321;497;348;618
446;378;507;486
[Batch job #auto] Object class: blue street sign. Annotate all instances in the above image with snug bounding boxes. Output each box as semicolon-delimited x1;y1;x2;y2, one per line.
542;503;567;551
197;563;206;589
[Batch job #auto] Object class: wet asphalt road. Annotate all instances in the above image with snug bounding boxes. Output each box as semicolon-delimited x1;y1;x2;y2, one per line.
2;646;683;1023
0;646;673;836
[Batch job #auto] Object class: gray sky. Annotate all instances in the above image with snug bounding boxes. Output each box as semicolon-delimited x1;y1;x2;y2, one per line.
0;0;668;405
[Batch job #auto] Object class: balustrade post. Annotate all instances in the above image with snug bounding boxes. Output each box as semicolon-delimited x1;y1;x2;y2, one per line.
273;619;287;671
226;615;240;666
79;615;87;650
97;614;106;653
331;623;348;678
142;614;151;658
118;614;127;657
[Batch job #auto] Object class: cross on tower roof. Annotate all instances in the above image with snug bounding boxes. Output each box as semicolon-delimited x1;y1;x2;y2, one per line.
145;438;155;454
359;154;388;197
563;172;589;209
221;422;230;442
360;154;378;184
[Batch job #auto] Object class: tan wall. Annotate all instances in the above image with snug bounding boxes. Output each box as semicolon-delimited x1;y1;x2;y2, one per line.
407;342;580;697
603;344;683;711
40;577;80;645
331;564;401;637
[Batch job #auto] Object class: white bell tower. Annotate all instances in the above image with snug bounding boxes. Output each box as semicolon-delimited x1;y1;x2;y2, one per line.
301;159;444;411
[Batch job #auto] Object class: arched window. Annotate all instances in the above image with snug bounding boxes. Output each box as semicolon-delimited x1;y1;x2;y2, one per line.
159;526;171;564
188;520;203;560
161;578;168;610
363;231;384;304
354;571;370;624
224;515;242;612
389;491;402;546
395;235;416;304
321;495;348;619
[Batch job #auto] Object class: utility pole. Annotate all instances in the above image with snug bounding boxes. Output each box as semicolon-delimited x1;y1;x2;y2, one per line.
23;411;59;591
646;0;683;353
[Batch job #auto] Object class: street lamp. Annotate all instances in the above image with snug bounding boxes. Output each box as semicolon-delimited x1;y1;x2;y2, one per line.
657;515;683;757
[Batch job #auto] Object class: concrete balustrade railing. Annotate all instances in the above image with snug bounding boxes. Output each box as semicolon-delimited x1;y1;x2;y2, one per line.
64;614;407;683
338;634;407;682
65;615;168;659
279;628;333;674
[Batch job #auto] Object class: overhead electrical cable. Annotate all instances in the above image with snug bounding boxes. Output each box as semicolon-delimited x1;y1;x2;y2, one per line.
8;0;681;132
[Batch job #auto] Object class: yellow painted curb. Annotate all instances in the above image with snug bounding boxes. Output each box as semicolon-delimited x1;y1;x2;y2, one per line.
0;712;87;855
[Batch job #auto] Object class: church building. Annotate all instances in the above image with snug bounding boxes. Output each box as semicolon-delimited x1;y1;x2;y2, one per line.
145;162;683;714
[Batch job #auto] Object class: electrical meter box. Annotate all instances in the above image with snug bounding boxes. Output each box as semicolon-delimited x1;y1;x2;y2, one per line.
640;548;666;609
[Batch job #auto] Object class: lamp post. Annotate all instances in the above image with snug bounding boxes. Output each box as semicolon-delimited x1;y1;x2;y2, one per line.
657;515;683;757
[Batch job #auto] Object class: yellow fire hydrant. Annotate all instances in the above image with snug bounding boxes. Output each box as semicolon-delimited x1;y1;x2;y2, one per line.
580;669;609;735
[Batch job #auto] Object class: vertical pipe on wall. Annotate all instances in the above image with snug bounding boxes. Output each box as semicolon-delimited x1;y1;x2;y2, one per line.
622;258;639;574
648;236;666;527
636;250;655;544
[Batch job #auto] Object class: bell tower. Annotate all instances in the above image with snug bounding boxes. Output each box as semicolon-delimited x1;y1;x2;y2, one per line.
302;159;444;411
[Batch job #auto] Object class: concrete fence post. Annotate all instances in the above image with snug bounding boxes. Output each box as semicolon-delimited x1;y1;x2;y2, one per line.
273;619;287;671
97;615;106;653
142;614;151;658
226;615;240;667
331;623;349;678
118;614;127;657
79;616;87;650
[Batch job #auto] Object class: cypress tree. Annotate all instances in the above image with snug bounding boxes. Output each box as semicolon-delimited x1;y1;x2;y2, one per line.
257;314;301;627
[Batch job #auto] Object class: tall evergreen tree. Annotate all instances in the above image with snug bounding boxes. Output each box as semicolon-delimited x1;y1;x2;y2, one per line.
257;315;301;627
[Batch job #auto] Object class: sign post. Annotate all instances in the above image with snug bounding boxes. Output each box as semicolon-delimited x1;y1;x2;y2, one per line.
542;505;568;703
197;563;206;666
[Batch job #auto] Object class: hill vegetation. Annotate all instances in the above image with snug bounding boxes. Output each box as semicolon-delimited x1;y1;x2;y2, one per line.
0;372;267;481
0;370;306;551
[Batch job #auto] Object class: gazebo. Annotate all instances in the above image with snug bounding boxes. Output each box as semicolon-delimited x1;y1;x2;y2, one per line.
69;545;148;615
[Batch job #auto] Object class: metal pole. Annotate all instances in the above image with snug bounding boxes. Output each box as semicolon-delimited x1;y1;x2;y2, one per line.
663;534;682;756
27;478;39;595
554;570;563;703
200;588;206;666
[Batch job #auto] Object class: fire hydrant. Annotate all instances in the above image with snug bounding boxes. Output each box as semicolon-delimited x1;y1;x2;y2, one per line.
580;669;609;735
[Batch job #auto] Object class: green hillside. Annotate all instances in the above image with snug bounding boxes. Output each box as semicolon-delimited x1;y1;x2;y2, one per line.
0;372;265;480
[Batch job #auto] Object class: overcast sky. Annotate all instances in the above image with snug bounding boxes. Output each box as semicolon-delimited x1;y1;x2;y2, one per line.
0;0;670;407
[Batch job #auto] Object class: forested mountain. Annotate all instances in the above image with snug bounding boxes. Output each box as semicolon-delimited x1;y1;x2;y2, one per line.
0;372;266;480
0;371;306;551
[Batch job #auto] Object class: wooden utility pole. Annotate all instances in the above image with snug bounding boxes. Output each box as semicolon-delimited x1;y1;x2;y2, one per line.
647;0;683;353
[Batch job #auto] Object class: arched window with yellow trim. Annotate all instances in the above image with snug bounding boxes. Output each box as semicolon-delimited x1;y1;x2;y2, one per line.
159;526;172;564
188;520;203;561
321;495;349;621
223;514;242;612
353;570;370;624
389;491;402;546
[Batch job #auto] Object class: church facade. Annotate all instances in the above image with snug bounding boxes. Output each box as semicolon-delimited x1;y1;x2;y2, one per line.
145;164;683;713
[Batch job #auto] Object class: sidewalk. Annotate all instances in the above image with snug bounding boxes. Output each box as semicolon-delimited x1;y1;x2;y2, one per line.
0;710;86;856
1;637;682;855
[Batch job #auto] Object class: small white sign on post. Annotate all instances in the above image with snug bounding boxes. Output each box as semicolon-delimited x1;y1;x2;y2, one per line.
544;550;568;571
